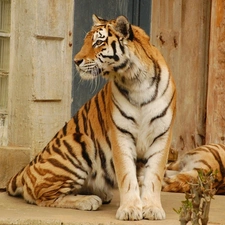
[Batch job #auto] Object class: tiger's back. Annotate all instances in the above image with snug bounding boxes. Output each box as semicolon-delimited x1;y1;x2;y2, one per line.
163;144;225;194
7;15;176;221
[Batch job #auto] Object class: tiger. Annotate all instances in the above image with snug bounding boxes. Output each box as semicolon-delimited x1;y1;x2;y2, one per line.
7;14;176;221
163;144;225;195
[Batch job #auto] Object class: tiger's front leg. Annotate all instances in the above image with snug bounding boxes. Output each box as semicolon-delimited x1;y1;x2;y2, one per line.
112;134;143;221
140;138;171;220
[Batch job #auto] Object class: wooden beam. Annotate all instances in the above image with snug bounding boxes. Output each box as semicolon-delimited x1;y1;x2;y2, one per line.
151;0;211;152
206;0;225;144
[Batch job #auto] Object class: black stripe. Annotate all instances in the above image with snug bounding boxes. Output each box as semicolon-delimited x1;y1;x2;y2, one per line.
113;59;128;72
62;122;68;136
97;141;106;170
116;126;136;145
128;25;134;41
186;151;199;156
55;138;61;147
218;144;225;151
94;95;105;135
100;41;119;61
111;114;136;145
81;110;88;135
100;88;107;112
161;72;171;96
116;35;125;53
44;144;51;154
44;172;82;185
96;140;114;187
81;146;93;169
82;101;90;121
150;126;170;147
88;120;98;159
196;159;212;170
150;90;175;124
73;113;80;133
84;99;91;113
208;147;225;178
73;134;93;169
110;159;115;173
52;131;59;139
65;152;88;175
52;145;66;160
112;95;136;123
141;61;161;107
10;175;19;193
132;39;164;106
104;175;115;187
103;71;110;78
111;41;119;61
147;150;162;161
99;87;111;149
114;81;130;103
63;140;85;169
193;148;209;153
47;158;85;180
105;132;112;149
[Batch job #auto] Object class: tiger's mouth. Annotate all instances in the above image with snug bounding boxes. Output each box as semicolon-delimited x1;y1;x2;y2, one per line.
77;64;102;80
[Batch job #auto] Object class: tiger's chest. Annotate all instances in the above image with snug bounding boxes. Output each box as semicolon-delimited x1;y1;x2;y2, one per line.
112;93;169;151
110;74;174;157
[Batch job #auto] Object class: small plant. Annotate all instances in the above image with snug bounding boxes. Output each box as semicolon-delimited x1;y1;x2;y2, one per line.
174;170;217;225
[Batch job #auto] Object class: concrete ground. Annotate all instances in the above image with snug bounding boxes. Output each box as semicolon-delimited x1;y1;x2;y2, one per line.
0;190;224;225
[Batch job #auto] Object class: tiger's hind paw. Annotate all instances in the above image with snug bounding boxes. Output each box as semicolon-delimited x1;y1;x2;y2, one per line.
39;194;103;210
116;205;142;221
76;195;102;211
162;176;190;193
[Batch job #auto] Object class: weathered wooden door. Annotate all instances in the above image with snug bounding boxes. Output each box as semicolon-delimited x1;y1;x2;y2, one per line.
72;0;151;115
151;0;211;152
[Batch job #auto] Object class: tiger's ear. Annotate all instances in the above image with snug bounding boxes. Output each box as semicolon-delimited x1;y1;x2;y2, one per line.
113;16;133;40
92;14;107;26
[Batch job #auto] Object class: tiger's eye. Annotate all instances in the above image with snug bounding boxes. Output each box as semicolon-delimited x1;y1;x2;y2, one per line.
96;40;103;45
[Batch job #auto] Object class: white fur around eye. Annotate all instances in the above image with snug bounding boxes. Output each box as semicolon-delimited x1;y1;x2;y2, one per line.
93;39;104;48
93;28;108;47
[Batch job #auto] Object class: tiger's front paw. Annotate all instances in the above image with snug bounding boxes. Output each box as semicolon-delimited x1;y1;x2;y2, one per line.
142;205;166;220
116;205;142;221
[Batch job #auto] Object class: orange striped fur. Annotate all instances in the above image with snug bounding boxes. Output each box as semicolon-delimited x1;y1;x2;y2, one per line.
163;144;225;195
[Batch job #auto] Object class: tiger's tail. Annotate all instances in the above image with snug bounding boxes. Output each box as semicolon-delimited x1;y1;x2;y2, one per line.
7;165;27;197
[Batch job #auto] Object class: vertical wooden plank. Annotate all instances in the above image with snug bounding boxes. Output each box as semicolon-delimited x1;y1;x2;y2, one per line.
206;0;225;144
151;0;211;152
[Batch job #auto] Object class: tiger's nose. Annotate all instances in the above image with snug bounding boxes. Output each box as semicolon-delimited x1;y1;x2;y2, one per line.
74;59;83;66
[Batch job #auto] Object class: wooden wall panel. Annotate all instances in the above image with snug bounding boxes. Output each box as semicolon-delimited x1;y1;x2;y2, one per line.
206;0;225;144
151;0;211;153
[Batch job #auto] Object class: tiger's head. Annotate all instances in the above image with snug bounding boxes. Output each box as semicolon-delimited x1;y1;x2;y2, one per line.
74;15;154;81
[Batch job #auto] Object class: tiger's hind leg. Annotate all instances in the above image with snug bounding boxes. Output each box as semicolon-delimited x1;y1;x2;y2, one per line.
162;170;199;193
36;195;102;211
21;133;109;211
